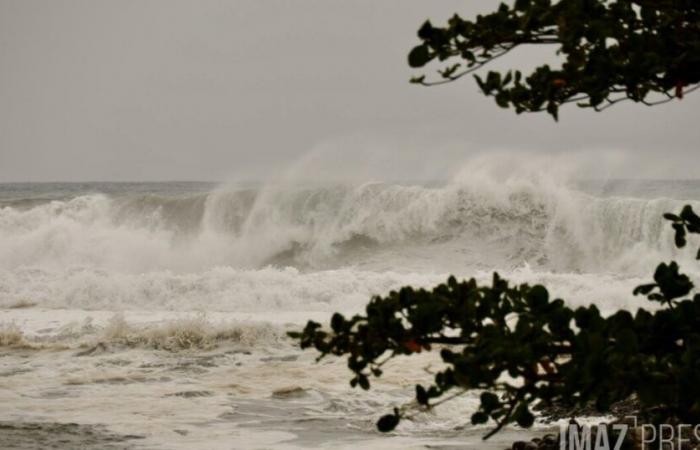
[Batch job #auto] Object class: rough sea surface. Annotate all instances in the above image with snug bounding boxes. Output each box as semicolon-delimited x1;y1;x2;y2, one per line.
1;176;699;449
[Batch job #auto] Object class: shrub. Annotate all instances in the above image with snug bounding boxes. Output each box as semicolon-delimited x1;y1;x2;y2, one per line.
290;205;700;438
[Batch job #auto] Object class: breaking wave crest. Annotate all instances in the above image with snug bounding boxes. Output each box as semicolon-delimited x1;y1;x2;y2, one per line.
0;179;696;274
0;314;285;351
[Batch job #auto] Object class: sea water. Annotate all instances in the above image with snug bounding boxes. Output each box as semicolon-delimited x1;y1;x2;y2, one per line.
1;174;699;448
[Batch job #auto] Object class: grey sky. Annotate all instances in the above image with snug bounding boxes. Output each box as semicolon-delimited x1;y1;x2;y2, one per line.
1;0;698;182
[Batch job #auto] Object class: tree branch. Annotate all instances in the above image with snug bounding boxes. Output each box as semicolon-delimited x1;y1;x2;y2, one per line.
416;45;518;86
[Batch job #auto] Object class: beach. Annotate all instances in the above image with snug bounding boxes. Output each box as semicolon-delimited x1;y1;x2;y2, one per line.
1;178;699;448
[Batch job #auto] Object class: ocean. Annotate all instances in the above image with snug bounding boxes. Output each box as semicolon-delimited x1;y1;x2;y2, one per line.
1;177;699;449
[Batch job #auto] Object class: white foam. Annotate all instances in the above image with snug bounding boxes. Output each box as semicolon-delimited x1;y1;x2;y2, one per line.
1;176;697;275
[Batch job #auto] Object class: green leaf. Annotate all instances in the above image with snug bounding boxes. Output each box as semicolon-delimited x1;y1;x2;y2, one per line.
480;392;501;412
358;375;370;390
417;20;434;40
330;313;345;332
408;45;432;68
502;71;513;86
416;385;429;405
633;284;656;296
527;285;549;309
673;224;687;248
680;205;700;224
495;92;510;108
546;102;559;121
471;412;489;425
377;414;400;432
462;49;475;63
515;404;535;428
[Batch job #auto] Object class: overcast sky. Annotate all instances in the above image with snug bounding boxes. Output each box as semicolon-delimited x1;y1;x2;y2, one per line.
1;0;698;182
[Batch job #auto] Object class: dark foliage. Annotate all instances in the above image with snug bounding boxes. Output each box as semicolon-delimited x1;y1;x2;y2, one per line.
407;1;700;119
289;205;700;439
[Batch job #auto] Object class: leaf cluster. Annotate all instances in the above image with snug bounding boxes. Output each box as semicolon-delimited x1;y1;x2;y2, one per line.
290;206;700;439
408;1;700;119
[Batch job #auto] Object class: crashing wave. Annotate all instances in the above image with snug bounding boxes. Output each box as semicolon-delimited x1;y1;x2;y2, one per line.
0;180;696;274
0;314;284;351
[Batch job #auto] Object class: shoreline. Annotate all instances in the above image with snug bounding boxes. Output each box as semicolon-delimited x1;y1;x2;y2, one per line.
1;307;553;449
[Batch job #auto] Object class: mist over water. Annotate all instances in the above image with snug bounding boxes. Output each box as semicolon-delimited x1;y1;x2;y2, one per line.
1;157;699;314
2;153;699;449
2;150;700;355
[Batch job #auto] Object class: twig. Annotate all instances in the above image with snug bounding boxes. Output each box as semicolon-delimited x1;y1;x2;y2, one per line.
483;392;524;440
418;45;518;86
428;388;469;408
596;83;700;110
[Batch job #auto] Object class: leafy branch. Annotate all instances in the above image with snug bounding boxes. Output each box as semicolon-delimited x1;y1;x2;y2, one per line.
290;205;700;439
407;1;700;119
